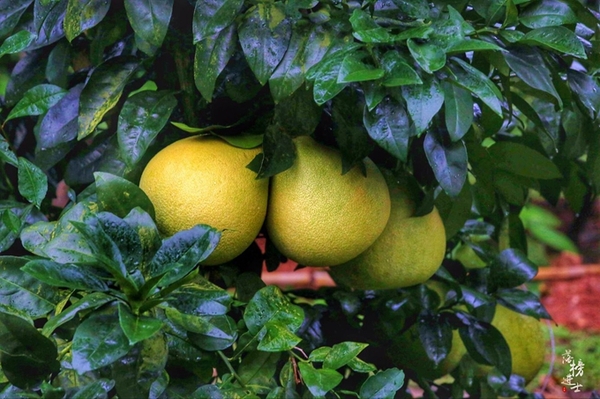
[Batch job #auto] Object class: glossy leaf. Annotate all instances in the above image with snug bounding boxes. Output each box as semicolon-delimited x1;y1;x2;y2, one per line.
359;368;405;399
246;125;295;179
443;81;473;141
78;57;139;140
337;52;384;83
297;362;343;397
42;292;115;336
17;157;48;208
363;97;411;162
307;43;360;105
146;225;220;286
0;0;33;37
447;39;504;54
424;131;467;197
94;172;155;218
380;51;422;87
168;280;232;317
520;0;577;28
0;31;36;58
450;58;503;118
21;259;108;291
118;304;163;345
243;285;304;336
64;0;110;42
349;9;393;44
273;87;322;137
194;24;237;102
0;136;18;166
496;288;551;320
488;142;562;179
96;212;143;273
402;76;444;135
238;3;291;85
32;0;68;50
392;0;430;19
568;69;600;119
71;379;115;399
117;90;177;167
323;341;368;370
257;321;302;352
192;0;243;43
72;311;132;372
489;248;538;290
520;26;586;58
166;308;237;351
407;39;446;74
124;0;172;50
237;351;280;394
123;207;161;269
5;84;66;122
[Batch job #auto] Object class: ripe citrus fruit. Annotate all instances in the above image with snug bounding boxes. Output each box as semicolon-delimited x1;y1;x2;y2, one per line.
139;135;268;265
329;170;446;289
266;135;391;266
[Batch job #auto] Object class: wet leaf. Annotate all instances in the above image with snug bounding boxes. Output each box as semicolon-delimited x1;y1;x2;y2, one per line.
94;172;155;218
424;131;467;197
496;289;551;320
0;31;36;58
246;125;295;179
21;259;108;291
6;84;66;122
489;248;537;290
520;26;586;58
519;0;577;28
407;39;446;74
443;81;473;141
64;0;110;42
488;142;562;179
337;51;384;83
257;320;302;352
402;76;444;135
450;58;503;118
244;286;304;336
169;280;232;317
124;0;172;50
42;292;115;336
118;303;163;345
380;51;422;87
307;43;360;105
17;157;48;208
0;0;33;38
363;97;411;162
192;0;243;43
323;341;368;370
237;351;280;394
298;362;343;397
359;368;404;399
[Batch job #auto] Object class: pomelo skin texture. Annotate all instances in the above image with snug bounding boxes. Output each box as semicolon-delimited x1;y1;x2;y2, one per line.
329;171;446;289
266;135;391;266
139;136;268;265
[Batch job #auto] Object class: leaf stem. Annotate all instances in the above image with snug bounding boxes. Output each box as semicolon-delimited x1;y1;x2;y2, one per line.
217;350;245;388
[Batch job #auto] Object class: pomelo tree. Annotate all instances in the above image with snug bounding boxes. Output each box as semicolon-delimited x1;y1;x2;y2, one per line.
0;0;597;397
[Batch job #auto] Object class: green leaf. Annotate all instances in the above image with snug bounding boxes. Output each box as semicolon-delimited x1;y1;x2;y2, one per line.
146;224;220;286
168;280;232;317
496;288;551;320
72;310;132;372
257;321;302;352
435;182;473;240
323;341;368;370
519;0;577;28
349;9;393;44
447;39;504;54
165;308;237;351
568;70;600;120
347;357;377;373
337;51;384;83
503;46;561;107
359;368;405;399
78;57;139;140
407;39;446;74
0;30;36;58
17;157;48;208
21;259;108;291
237;351;280;394
309;346;331;362
118;304;163;345
71;380;115;399
238;3;291;85
64;0;110;42
488;142;562;179
0;135;18;166
450;58;503;118
392;0;430;19
424;131;467;197
246;125;295;179
96;211;144;273
273;87;322;137
297;362;343;397
5;84;66;122
520;26;586;58
194;24;237;102
117;90;177;168
363;97;411;162
214;133;263;149
443;81;473;141
307;43;360;105
269;24;333;103
42;292;115;336
0;0;33;38
123;207;161;269
124;0;172;51
380;51;422;87
32;1;69;50
94;172;155;218
243;285;304;336
192;0;243;43
402;76;444;135
489;249;538;290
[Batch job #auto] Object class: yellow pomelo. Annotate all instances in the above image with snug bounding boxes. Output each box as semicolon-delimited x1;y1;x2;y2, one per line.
474;304;546;384
329;171;446;289
139;136;268;265
266;135;391;266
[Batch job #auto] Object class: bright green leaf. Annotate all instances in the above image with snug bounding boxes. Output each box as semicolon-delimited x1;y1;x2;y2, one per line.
0;30;36;58
359;368;405;399
520;26;586;58
5;84;66;122
298;362;343;397
64;0;110;42
17;157;48;208
118;303;163;345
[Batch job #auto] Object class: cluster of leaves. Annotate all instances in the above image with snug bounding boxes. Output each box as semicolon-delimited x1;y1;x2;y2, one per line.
1;0;599;397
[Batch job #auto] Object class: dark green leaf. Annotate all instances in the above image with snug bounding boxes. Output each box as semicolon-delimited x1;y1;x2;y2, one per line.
238;3;292;85
246;125;295;179
434;172;472;239
488;141;562;179
64;0;110;42
380;51;422;87
392;0;430;19
489;248;537;290
417;312;452;365
424;131;467;197
0;135;18;166
363;81;385;111
402;76;444;135
443;81;473;141
363;97;411;162
166;308;236;351
520;0;578;28
123;207;161;270
96;211;143;273
94;172;155;218
496;288;551;320
192;0;243;43
359;368;405;399
117;90;177;167
0;31;36;58
257;321;302;352
71;379;115;399
5;84;66;122
17;157;48;208
72;310;132;372
169;280;232;317
243;285;304;336
237;351;280;394
42;292;115;336
447;39;504;54
407;39;446;74
32;1;68;50
323;341;368;370
349;9;393;44
297;362;343;397
568;70;600;119
1;350;59;390
337;51;384;83
118;304;163;345
194;24;237;102
503;46;561;106
0;311;56;359
21;259;108;291
269;24;332;102
450;58;503;118
146;225;220;286
520;26;586;58
273;87;322;137
307;43;360;105
78;57;139;140
0;0;33;37
511;92;555;148
124;0;172;50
